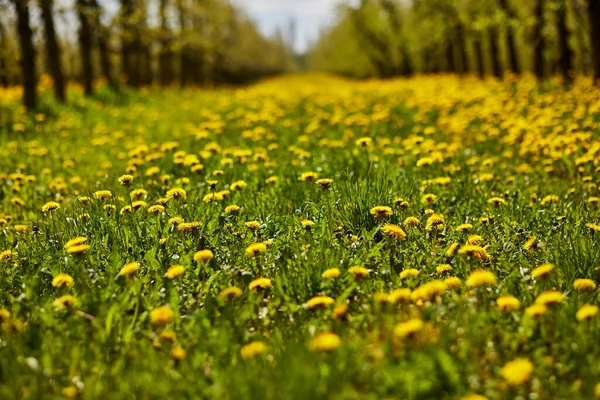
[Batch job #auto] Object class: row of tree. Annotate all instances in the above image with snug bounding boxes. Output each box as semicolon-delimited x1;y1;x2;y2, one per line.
0;0;295;110
309;0;600;83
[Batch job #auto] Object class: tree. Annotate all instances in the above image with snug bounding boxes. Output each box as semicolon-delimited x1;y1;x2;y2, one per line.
533;0;546;80
12;0;37;110
39;0;66;102
488;24;503;78
0;20;8;87
90;0;118;90
589;0;600;83
498;0;521;74
76;0;94;95
158;0;174;85
556;0;574;84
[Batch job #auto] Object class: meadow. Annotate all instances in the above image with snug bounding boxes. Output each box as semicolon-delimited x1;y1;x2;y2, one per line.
1;74;600;399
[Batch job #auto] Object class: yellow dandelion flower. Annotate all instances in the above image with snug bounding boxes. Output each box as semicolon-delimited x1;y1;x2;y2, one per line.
193;249;214;262
166;187;187;200
496;295;520;311
403;216;420;227
466;270;497;288
149;306;174;325
249;277;272;290
531;263;554;279
309;332;341;352
534;290;564;306
245;242;267;257
41;201;61;213
381;224;406;239
118;174;134;186
219;286;243;300
306;296;335;309
576;304;599;321
171;346;187;361
51;273;74;288
400;268;420;279
166;265;185;279
348;266;369;278
321;268;341;279
574;279;596;291
394;319;424;339
500;358;534;386
53;295;77;310
94;190;112;201
240;341;268;359
370;206;393;219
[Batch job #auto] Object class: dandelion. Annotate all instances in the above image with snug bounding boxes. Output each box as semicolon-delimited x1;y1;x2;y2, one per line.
245;242;267;257
573;279;596;291
393;319;424;339
425;213;445;230
194;249;214;262
230;180;247;191
240;341;268;359
403;216;420;227
500;358;534;386
166;188;187;200
534;290;564;306
94;190;112;201
455;223;473;232
249;277;272;290
225;205;240;214
388;288;412;304
301;219;314;230
53;295;77;310
147;205;165;214
525;303;548;318
246;221;261;230
321;268;341;279
348;266;369;278
306;296;335;309
421;193;437;205
51;273;74;288
531;263;554;279
309;332;341;352
466;270;497;288
496;295;520;311
316;178;333;189
171;346;187;361
400;269;420;279
487;197;507;206
523;236;537;250
149;306;174;325
298;172;318;182
381;224;406;239
576;304;599;321
0;250;14;262
444;277;461;289
219;286;243;300
166;265;185;279
370;206;393;219
118;174;134;186
66;244;90;254
41;201;60;213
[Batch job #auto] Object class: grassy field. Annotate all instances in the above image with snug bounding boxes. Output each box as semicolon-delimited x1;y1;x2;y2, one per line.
1;74;600;399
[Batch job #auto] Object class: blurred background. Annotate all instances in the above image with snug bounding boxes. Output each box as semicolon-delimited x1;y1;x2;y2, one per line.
0;0;599;108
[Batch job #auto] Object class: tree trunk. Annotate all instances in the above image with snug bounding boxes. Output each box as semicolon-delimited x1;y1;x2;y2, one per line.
13;0;37;110
456;22;470;74
556;2;574;84
589;0;600;83
533;0;545;81
498;0;521;74
159;0;173;85
473;36;485;79
178;0;188;87
445;32;456;73
76;0;94;95
90;0;117;90
40;0;66;102
0;22;8;87
120;0;134;84
488;25;503;78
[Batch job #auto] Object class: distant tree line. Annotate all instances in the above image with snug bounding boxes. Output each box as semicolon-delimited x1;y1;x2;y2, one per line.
0;0;295;110
309;0;600;84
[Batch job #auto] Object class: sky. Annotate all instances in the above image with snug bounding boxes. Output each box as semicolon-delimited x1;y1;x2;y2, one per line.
234;0;341;53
